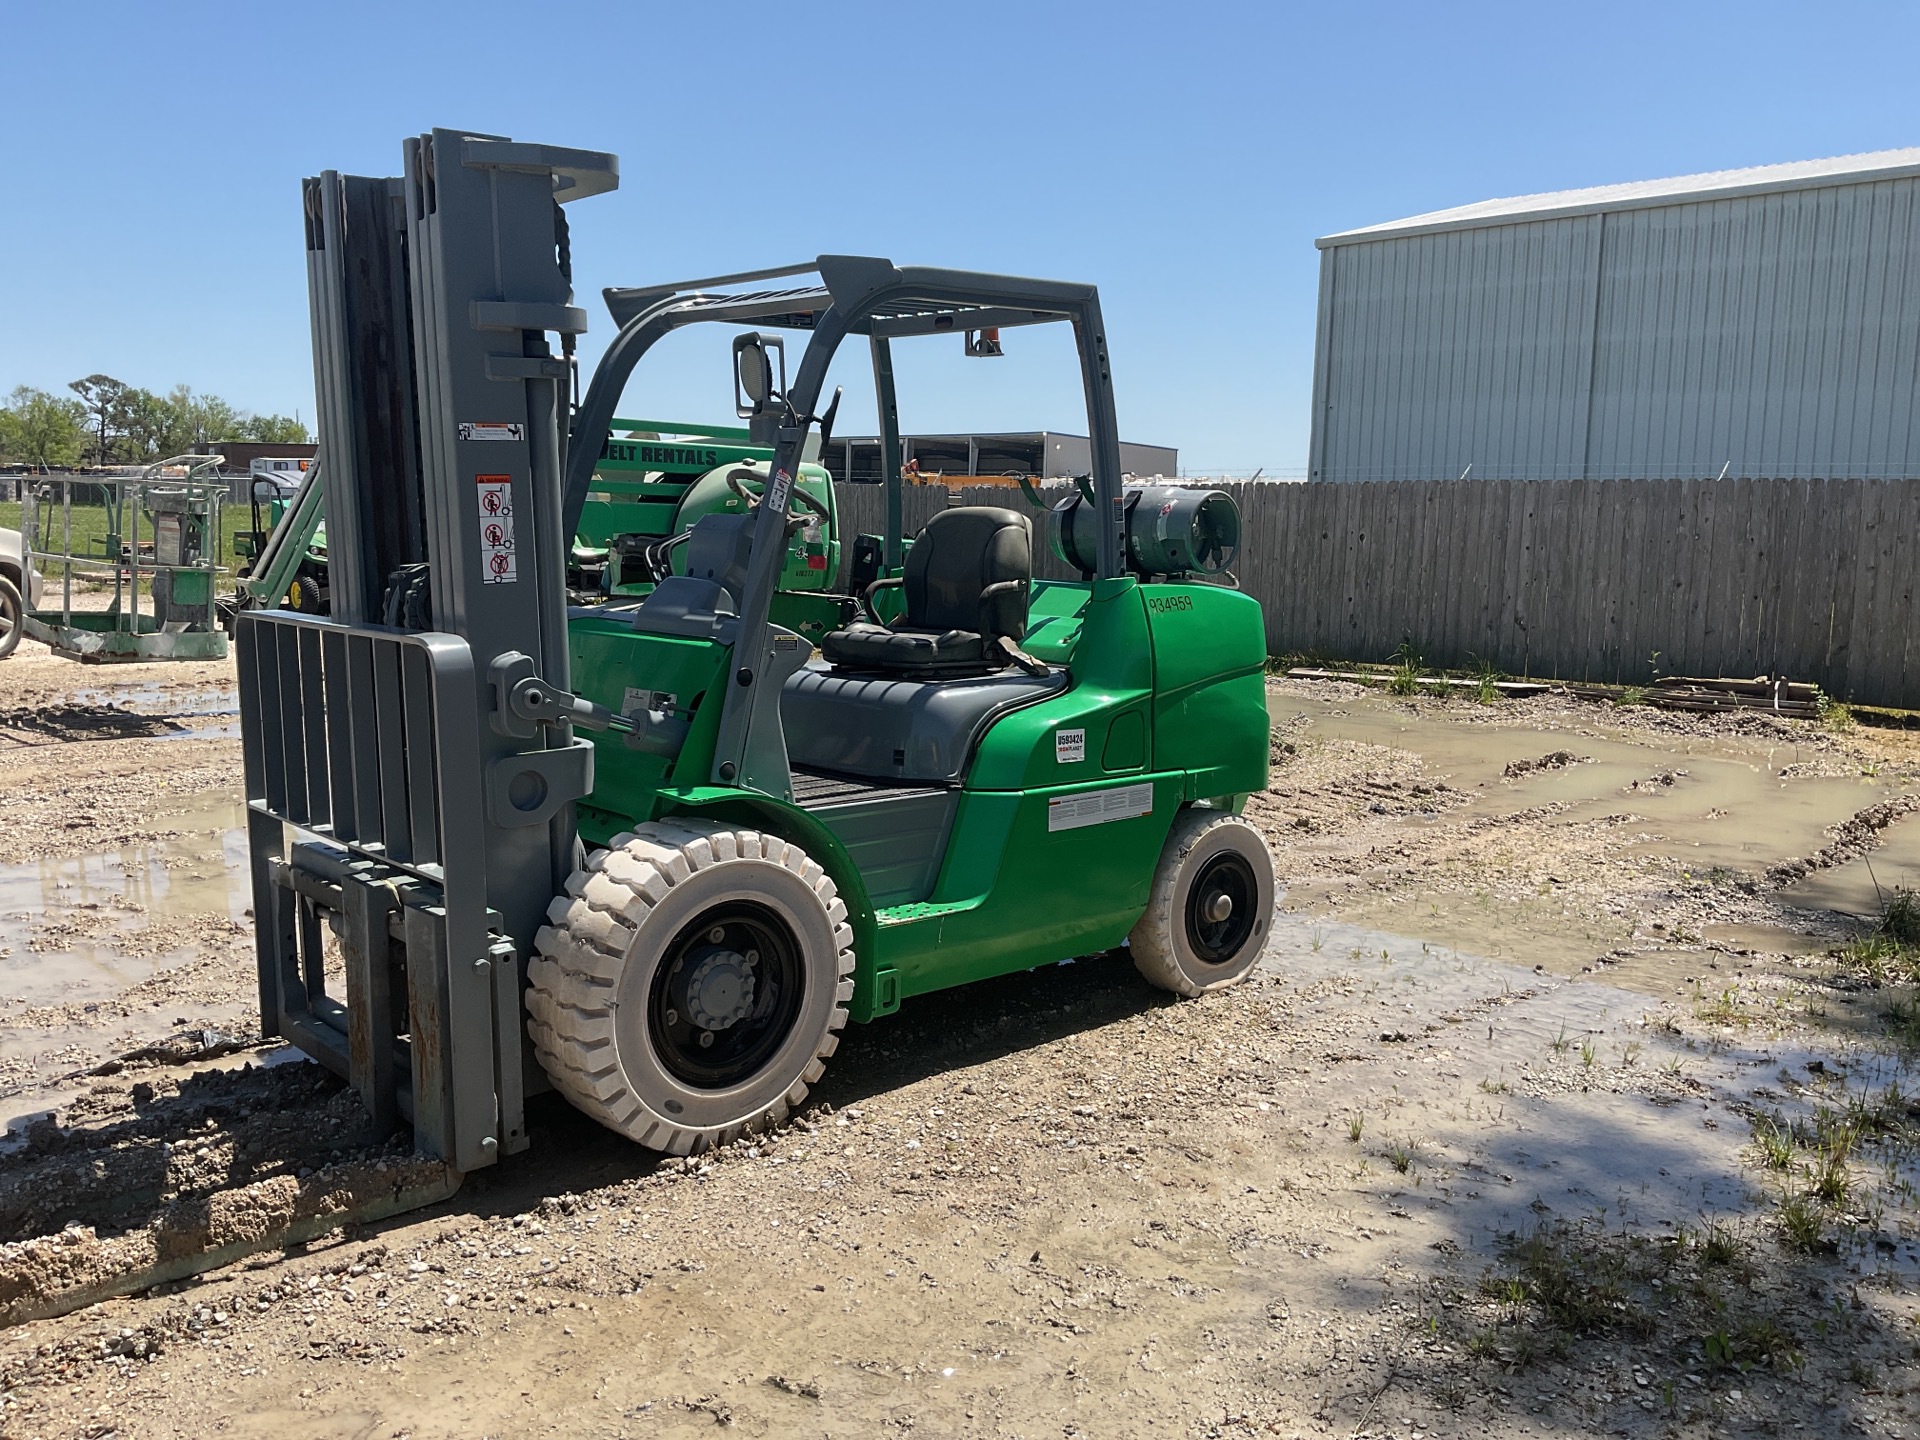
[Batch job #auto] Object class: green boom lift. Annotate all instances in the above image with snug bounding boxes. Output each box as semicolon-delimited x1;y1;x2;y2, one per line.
239;129;1272;1175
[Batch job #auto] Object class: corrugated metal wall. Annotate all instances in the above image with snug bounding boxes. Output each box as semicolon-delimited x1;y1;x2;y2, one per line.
1311;178;1920;481
832;477;1920;708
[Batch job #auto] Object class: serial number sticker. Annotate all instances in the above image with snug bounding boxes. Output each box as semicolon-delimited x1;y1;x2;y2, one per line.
459;421;524;442
476;475;517;584
1054;728;1086;764
1047;782;1154;833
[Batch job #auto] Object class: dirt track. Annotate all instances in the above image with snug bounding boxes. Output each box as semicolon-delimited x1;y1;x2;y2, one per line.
2;644;1920;1439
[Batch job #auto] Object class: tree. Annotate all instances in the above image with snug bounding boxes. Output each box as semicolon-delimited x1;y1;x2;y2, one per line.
0;386;88;469
67;374;130;467
112;387;169;463
234;412;311;444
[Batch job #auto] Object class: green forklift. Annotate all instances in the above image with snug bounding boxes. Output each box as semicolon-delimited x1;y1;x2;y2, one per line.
239;129;1271;1173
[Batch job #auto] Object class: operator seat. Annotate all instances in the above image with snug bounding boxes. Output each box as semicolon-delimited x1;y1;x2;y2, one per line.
820;507;1035;677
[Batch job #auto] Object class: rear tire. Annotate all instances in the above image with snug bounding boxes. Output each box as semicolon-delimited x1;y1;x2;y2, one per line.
528;819;855;1155
0;576;22;661
1129;810;1274;997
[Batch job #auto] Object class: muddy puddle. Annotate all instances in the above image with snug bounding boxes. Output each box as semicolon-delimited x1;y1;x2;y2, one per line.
0;799;248;1007
1268;686;1914;983
0;683;241;746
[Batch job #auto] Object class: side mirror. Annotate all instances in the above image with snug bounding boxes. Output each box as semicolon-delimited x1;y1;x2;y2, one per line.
732;333;785;417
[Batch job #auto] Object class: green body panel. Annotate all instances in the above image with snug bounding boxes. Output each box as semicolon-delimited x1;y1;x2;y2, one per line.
1023;580;1091;663
1140;583;1270;800
561;544;1271;1029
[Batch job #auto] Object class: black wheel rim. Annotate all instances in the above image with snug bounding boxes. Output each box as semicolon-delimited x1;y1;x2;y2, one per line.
647;901;805;1088
1185;850;1259;964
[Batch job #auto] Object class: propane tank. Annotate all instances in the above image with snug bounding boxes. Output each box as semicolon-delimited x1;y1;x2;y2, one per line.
1048;485;1240;579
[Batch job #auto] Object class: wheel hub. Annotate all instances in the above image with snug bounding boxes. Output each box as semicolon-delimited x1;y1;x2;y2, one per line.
1185;850;1259;965
683;946;758;1031
648;902;805;1089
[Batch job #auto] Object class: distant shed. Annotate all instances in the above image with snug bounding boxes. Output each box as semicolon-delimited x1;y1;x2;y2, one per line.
1308;149;1920;482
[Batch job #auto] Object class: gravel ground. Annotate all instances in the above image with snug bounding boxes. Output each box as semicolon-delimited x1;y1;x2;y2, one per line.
1;656;1918;1439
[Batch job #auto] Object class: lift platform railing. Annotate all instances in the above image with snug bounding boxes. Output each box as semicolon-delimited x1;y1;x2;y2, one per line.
18;455;229;661
236;608;524;1173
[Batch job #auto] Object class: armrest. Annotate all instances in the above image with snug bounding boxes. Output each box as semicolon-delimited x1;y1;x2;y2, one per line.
977;578;1028;636
861;574;903;624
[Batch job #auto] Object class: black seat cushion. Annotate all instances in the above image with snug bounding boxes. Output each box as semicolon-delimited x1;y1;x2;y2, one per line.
783;663;1068;784
820;507;1032;677
820;621;988;672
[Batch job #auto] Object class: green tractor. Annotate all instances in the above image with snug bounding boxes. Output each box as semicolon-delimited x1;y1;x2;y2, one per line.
241;131;1272;1175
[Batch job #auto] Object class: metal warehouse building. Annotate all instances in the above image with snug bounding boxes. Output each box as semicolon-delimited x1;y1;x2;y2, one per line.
1307;148;1920;482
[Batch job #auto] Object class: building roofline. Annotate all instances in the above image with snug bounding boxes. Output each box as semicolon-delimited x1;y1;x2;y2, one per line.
1316;147;1920;249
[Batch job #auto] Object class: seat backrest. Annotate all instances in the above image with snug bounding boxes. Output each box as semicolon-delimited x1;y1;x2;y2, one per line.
902;507;1032;641
682;511;754;603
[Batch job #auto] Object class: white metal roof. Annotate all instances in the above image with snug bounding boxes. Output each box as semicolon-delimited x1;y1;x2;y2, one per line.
1317;147;1920;248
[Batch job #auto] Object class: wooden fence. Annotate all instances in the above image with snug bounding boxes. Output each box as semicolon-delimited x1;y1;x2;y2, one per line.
830;477;1920;709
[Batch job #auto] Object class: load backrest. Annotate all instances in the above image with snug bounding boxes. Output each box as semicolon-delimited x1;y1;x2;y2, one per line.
902;507;1033;642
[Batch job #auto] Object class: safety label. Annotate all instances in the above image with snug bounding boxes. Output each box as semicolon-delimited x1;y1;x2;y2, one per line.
459;421;524;442
1054;728;1086;764
476;475;517;584
1047;782;1154;833
621;686;677;717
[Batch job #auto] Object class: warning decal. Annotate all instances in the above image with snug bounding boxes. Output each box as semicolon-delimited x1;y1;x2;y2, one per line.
459;422;525;442
476;475;517;584
1047;782;1154;833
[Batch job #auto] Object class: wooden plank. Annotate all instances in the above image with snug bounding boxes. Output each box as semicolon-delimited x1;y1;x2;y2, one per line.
1496;478;1527;674
1595;476;1630;683
1536;480;1566;683
1856;479;1901;705
1894;479;1920;709
1681;476;1717;679
1649;479;1690;684
1348;481;1380;661
1331;481;1363;658
1397;481;1430;663
1822;479;1861;698
1569;479;1600;681
1444;477;1473;668
1780;476;1832;685
1441;478;1478;670
1698;476;1741;683
1303;482;1334;657
1617;479;1657;685
1723;475;1761;682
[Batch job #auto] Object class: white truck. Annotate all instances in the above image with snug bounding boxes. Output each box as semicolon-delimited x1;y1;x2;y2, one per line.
0;523;45;660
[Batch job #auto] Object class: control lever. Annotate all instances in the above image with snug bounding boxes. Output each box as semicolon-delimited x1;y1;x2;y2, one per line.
489;652;689;758
491;652;623;735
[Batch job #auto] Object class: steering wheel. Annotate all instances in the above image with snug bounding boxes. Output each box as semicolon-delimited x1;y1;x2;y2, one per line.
725;467;828;518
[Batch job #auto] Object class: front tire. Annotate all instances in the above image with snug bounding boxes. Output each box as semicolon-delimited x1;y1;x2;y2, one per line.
0;576;21;660
1129;810;1274;997
528;819;855;1155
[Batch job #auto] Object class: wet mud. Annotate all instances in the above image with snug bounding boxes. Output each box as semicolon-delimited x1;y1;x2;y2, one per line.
0;659;1917;1436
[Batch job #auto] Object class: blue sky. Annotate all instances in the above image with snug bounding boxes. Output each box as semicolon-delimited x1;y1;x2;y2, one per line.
3;1;1916;474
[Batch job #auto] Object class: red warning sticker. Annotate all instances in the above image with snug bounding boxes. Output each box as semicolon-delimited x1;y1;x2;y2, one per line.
476;475;516;584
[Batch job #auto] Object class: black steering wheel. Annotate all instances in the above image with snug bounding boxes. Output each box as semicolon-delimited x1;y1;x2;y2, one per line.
725;467;828;518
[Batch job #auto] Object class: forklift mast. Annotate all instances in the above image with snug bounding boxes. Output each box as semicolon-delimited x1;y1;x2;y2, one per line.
237;130;618;1173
